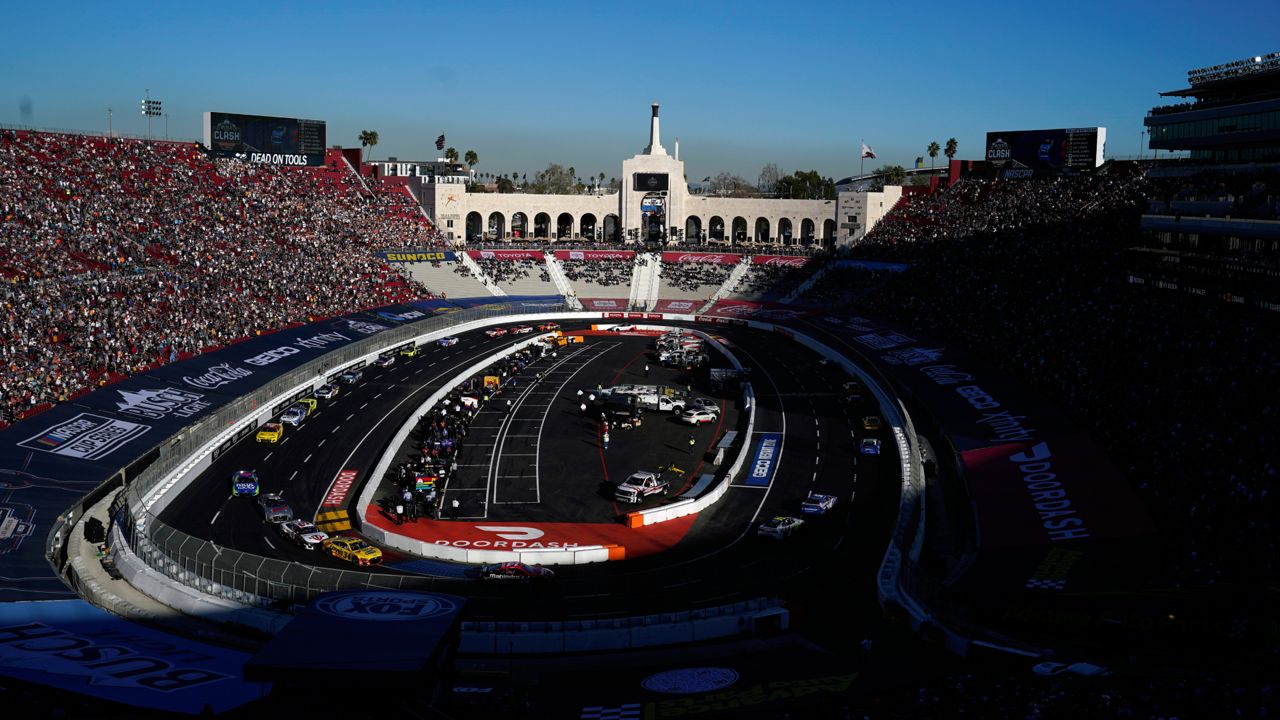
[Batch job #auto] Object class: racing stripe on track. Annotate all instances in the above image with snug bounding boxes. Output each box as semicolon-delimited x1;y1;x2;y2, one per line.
315;509;351;532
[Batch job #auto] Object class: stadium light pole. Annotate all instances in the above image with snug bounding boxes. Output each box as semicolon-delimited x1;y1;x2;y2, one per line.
107;107;112;138
140;90;162;142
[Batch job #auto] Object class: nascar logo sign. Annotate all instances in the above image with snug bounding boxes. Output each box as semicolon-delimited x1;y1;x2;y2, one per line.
18;413;150;461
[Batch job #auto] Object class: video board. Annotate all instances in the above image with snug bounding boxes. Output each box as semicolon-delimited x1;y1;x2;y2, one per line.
984;127;1106;178
203;111;327;166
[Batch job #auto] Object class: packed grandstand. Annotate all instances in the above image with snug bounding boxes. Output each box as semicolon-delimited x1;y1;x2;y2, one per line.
2;125;1277;718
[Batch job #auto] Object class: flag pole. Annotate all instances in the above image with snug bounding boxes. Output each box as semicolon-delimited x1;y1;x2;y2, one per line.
859;138;865;176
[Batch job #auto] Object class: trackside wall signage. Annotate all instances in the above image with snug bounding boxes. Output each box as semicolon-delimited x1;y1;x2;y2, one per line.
378;249;457;262
314;591;459;621
321;469;359;508
745;433;782;487
659;252;740;265
750;255;810;266
553;250;636;261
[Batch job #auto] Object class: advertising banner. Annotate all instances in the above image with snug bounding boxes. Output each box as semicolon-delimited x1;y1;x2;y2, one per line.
578;298;629;311
660;252;741;265
466;250;544;261
202;111;326;166
744;433;783;487
750;255;810;267
377;249;457;263
553;250;636;261
984;127;1106;178
704;300;819;321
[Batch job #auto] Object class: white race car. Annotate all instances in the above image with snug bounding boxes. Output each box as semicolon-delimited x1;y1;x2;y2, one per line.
800;492;837;515
438;336;459;347
315;383;338;399
278;519;329;550
757;516;804;540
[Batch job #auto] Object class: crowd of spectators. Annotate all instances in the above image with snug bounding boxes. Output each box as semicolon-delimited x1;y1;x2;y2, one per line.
733;262;816;299
851;173;1279;588
559;256;634;287
0;130;440;426
469;257;550;285
661;260;732;292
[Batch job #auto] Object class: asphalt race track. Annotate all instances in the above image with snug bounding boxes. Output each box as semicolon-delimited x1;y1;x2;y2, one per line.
158;320;900;618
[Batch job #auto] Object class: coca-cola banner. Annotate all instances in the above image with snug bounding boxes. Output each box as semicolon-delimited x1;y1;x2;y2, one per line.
466;250;545;261
661;252;741;265
651;299;702;314
704;299;819;320
579;298;629;311
751;255;810;266
553;250;636;261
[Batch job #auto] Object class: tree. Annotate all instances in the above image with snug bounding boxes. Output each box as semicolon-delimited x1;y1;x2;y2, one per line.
496;177;515;193
445;147;459;163
358;130;379;161
774;170;835;200
708;172;756;197
598;171;605;187
927;141;941;171
944;137;958;161
758;163;781;194
464;149;478;169
872;164;908;187
528;164;577;194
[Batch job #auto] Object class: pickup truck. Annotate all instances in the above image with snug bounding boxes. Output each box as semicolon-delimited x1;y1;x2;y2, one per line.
635;393;686;413
614;471;670;504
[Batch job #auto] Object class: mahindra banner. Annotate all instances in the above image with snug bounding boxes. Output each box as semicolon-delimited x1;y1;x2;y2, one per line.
553;250;636;261
660;252;741;265
465;249;544;261
751;255;810;266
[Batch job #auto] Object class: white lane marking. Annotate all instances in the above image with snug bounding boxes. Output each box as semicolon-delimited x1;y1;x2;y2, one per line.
331;427;339;434
531;344;619;507
346;413;355;421
361;403;368;409
318;438;326;447
281;437;290;445
289;470;299;482
304;454;313;464
374;392;383;399
211;510;221;524
263;452;273;461
264;537;276;550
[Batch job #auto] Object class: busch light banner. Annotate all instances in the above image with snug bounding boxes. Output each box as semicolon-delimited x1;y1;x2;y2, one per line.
553;250;636;261
660;252;741;265
750;255;810;266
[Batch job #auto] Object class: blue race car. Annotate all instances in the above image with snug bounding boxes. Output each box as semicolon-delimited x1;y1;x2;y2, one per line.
859;438;882;455
800;492;837;515
231;470;260;497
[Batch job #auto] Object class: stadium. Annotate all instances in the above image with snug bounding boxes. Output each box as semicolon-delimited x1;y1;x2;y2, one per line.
1;39;1278;720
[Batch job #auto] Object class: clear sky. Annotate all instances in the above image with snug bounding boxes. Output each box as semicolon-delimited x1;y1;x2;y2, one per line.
2;1;1277;182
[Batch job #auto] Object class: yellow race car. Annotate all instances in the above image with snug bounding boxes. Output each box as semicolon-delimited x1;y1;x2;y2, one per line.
399;345;420;358
256;422;284;443
862;416;883;431
322;536;383;567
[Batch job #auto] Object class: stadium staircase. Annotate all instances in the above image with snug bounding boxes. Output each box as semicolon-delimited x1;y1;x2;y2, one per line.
544;253;583;310
698;257;753;313
458;251;506;296
781;261;831;304
628;253;659;310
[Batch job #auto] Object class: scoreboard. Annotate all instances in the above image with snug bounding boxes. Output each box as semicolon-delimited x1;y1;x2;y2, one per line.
203;112;327;166
984;127;1106;178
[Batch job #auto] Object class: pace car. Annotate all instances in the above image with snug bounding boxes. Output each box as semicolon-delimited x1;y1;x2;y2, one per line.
537;322;560;331
485;328;508;338
862;416;882;431
509;325;533;335
800;492;837;515
757;516;804;540
258;493;294;524
859;438;882;455
281;404;307;427
478;561;555;582
438;336;459;347
278;519;328;550
315;384;338;399
323;536;383;566
680;409;717;425
255;422;283;443
374;353;396;368
231;470;259;497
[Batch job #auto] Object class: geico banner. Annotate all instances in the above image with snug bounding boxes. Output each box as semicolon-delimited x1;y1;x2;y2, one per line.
553;250;636;261
466;250;544;261
378;249;457;263
751;254;810;266
660;251;741;265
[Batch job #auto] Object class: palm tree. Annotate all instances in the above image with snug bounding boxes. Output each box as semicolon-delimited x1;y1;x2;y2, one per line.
927;141;941;171
445;147;458;163
464;149;478;169
944;138;958;162
358;130;379;161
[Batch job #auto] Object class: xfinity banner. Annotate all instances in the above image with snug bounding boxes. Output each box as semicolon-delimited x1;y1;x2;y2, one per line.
553;250;636;261
661;252;741;265
0;600;263;714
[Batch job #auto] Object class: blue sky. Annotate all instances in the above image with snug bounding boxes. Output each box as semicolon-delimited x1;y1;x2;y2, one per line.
3;1;1277;181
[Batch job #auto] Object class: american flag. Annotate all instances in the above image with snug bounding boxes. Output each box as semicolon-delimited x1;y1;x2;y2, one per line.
435;134;446;151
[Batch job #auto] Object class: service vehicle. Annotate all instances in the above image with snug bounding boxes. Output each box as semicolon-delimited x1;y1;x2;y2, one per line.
757;516;804;540
278;519;328;550
230;470;260;497
257;493;294;524
1032;662;1113;678
438;336;459;347
323;535;383;566
280;404;308;427
687;397;721;417
374;353;396;368
485;328;508;338
614;471;670;504
315;383;338;399
399;344;420;358
338;368;363;384
256;422;284;443
636;393;686;414
859;438;882;455
862;416;882;431
800;492;837;515
680;408;718;425
478;561;554;582
537;322;560;331
509;325;533;335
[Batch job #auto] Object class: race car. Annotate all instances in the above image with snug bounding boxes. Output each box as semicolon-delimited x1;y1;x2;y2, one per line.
278;519;328;550
315;384;338;399
757;516;804;540
298;397;317;414
323;535;383;567
509;325;533;335
399;345;420;358
859;438;882;455
231;470;259;497
373;353;396;368
680;409;718;425
256;422;283;443
258;493;294;524
438;336;459;347
800;492;837;515
485;328;508;338
862;416;883;431
536;322;560;331
478;561;555;582
281;404;307;427
338;368;363;384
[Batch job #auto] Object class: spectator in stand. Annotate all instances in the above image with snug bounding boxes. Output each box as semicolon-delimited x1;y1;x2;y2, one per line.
559;256;634;287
